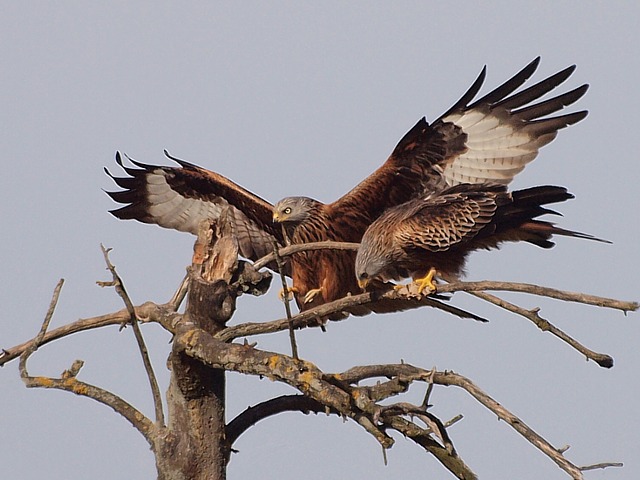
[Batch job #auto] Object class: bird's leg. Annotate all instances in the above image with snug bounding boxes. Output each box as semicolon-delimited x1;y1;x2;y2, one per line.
303;287;323;304
414;267;438;294
279;286;300;302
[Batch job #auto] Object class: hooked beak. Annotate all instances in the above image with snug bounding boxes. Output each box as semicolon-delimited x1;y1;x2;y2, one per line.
272;212;281;223
358;278;370;291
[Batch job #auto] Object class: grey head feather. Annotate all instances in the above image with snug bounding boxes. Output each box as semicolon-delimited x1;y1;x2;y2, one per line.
273;196;321;225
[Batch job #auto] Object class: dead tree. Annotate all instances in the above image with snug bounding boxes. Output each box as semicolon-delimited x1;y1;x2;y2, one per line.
3;217;636;480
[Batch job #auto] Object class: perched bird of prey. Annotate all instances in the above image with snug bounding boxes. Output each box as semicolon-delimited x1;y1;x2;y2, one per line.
355;184;609;293
106;57;588;315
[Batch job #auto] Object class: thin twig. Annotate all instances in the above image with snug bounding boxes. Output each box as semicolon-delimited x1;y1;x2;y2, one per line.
169;272;190;310
100;244;165;426
19;279;64;365
470;290;614;368
580;461;623;471
217;290;484;342
271;240;298;360
0;301;181;366
226;394;329;446
444;414;463;428
18;280;156;445
435;370;584;479
253;241;359;270
439;280;637;313
421;367;436;409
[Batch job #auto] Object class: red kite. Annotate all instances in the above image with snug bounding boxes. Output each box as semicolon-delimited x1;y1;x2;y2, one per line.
106;58;587;315
355;184;608;293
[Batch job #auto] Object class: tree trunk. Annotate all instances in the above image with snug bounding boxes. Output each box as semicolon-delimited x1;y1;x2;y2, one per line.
156;219;239;480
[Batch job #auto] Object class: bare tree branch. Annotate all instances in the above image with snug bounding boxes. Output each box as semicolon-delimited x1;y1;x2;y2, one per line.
253;241;359;270
6;238;630;479
580;461;623;471
0;301;181;366
218;279;635;368
432;369;585;479
352;363;612;478
271;240;299;359
98;244;165;426
226;394;330;447
18;279;157;446
438;280;637;312
4;274;634;373
217;290;486;342
174;325;480;478
253;241;638;315
382;415;476;479
467;290;614;367
168;272;190;310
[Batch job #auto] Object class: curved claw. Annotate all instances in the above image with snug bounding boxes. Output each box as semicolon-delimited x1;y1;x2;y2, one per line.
303;287;323;304
279;286;299;302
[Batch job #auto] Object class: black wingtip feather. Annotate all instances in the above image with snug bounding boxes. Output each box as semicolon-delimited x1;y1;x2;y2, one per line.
438;56;589;123
437;65;487;120
495;64;578;111
467;57;541;109
512;85;589;122
164;149;199;169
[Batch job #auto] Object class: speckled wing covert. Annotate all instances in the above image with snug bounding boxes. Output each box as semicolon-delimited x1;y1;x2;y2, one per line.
355;184;609;285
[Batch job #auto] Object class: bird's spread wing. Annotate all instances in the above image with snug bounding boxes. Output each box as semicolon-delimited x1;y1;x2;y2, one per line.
105;151;284;265
330;58;587;228
395;189;500;252
436;57;588;185
393;183;608;254
328;117;449;234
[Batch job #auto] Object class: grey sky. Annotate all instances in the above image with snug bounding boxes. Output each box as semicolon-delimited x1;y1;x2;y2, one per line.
2;3;638;479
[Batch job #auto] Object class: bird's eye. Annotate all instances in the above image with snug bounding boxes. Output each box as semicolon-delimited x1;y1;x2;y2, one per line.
361;272;368;279
284;207;292;214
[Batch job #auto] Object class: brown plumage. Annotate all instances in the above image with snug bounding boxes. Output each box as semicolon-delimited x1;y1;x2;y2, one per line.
106;58;588;315
355;184;609;291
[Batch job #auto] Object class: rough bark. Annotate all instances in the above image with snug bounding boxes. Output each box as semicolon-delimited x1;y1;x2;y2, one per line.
155;219;238;480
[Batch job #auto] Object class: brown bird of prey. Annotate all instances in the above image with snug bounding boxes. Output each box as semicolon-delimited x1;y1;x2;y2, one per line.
355;183;608;293
106;57;588;315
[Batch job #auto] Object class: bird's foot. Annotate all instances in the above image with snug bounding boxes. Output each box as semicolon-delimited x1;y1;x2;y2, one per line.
303;287;323;304
279;286;300;302
415;267;438;295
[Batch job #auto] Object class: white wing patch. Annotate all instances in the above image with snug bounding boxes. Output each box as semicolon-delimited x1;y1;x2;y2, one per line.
434;59;588;188
441;110;554;186
141;169;276;260
145;170;222;234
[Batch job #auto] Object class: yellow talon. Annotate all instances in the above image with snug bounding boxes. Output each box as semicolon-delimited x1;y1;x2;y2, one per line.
415;267;437;294
279;286;299;302
303;287;323;304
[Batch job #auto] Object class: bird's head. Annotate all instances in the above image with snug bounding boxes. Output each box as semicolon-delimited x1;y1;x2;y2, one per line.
273;196;319;225
355;240;390;290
